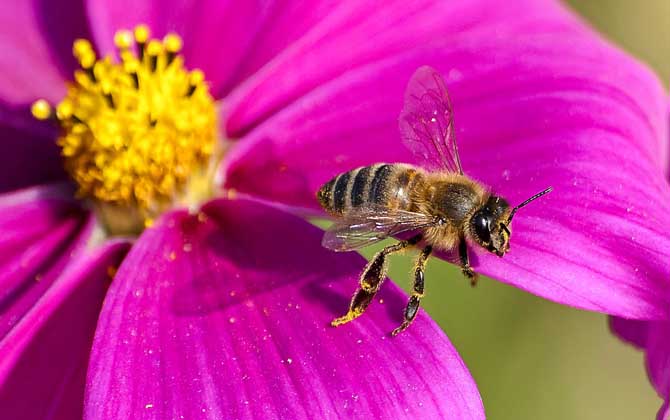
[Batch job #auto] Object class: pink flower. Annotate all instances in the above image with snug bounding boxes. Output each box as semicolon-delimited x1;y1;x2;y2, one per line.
225;0;670;319
0;1;668;419
1;1;494;418
610;318;670;419
609;98;670;419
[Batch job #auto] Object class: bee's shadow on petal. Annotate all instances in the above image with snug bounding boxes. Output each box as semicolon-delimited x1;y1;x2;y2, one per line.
169;223;360;318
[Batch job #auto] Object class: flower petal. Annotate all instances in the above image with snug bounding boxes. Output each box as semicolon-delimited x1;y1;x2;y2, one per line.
0;240;129;420
0;184;94;339
0;0;91;105
0;104;66;193
222;0;585;137
85;198;483;419
85;0;324;98
224;9;670;318
658;401;669;420
614;319;670;418
609;316;649;350
647;323;670;400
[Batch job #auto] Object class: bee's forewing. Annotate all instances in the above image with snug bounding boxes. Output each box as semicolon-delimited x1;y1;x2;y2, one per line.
398;66;463;174
322;207;437;252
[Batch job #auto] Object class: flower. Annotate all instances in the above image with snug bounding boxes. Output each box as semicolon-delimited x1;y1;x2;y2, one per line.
608;100;670;419
0;1;496;419
223;0;670;318
609;318;669;419
1;2;668;420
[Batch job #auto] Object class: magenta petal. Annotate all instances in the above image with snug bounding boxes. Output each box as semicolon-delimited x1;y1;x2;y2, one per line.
629;321;670;418
610;317;670;415
647;323;670;400
0;105;66;193
224;15;670;317
609;317;649;350
0;0;90;104
0;184;94;339
0;240;129;420
85;199;483;419
86;0;275;98
223;0;583;136
659;401;669;420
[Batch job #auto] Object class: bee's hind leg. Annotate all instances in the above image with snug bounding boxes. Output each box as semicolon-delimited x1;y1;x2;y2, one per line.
459;237;479;287
391;245;432;336
332;234;422;327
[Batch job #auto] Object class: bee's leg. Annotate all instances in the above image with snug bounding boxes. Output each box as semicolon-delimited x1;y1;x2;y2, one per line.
459;237;479;287
391;245;432;336
332;234;422;327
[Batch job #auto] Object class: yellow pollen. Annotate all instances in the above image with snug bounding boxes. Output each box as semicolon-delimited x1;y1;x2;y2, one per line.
31;26;219;235
72;39;93;58
73;39;96;69
114;30;134;50
134;25;150;44
190;69;204;85
164;33;183;53
31;99;52;120
146;39;163;56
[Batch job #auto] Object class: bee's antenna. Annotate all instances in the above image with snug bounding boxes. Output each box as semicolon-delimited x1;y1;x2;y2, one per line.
507;187;553;224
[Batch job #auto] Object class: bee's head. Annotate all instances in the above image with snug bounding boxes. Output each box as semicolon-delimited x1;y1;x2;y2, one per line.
470;196;511;257
470;187;553;257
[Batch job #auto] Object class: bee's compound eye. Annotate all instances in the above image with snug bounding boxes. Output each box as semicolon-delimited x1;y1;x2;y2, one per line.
473;213;491;243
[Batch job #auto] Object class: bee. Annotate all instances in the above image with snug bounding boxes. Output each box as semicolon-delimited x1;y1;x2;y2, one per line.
317;66;552;336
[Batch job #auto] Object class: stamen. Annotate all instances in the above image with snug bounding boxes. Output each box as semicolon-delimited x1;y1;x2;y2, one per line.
55;100;73;120
164;33;182;65
146;40;162;72
187;70;204;97
123;59;140;88
31;99;53;120
134;25;150;60
114;30;134;51
103;91;115;109
30;26;219;236
73;39;95;64
73;39;97;82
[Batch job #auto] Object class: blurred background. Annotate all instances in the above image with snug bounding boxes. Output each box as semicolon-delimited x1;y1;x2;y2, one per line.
358;1;669;418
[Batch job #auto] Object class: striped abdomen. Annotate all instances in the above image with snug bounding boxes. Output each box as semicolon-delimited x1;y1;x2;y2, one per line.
317;164;424;215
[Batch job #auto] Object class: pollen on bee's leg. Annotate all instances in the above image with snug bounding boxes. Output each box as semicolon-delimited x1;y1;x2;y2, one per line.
331;312;360;327
331;288;374;327
392;245;431;336
332;238;420;329
361;255;387;292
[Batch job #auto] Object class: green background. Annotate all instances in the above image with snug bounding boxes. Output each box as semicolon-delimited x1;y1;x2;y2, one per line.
334;2;670;419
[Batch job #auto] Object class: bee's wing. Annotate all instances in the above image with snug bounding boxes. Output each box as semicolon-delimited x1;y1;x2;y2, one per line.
322;207;438;252
399;66;463;174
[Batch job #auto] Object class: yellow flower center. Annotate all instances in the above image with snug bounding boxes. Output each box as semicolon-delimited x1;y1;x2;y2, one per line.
31;25;219;235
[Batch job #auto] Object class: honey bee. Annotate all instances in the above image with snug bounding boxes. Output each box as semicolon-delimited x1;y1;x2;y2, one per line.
317;66;552;336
